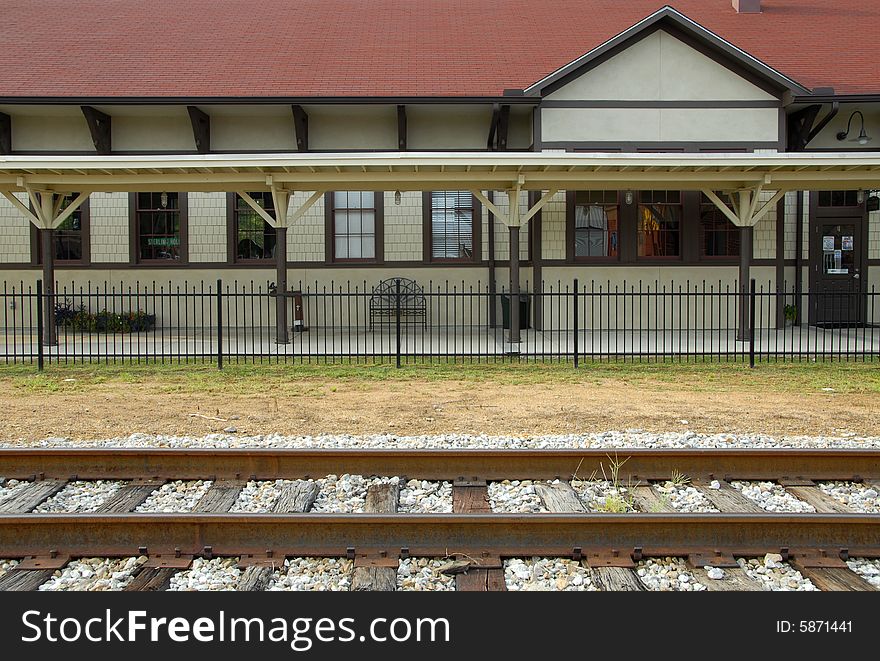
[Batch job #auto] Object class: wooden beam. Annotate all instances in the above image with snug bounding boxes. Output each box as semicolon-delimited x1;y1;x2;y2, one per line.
81;106;111;154
487;103;500;150
186;106;210;153
397;104;407;151
0;112;10;154
291;105;309;151
497;104;511;151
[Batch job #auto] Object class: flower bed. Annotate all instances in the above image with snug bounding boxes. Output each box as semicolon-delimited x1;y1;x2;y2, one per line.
55;300;156;333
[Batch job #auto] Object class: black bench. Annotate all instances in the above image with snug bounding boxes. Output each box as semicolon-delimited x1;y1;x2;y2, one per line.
370;278;427;330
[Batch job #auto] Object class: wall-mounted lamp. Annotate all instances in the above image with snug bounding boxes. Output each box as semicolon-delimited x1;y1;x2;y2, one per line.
394;190;402;205
857;190;866;205
836;111;872;145
160;191;169;208
624;190;634;205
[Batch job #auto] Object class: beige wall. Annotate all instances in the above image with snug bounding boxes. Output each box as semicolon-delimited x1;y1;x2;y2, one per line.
541;29;780;145
546;31;776;102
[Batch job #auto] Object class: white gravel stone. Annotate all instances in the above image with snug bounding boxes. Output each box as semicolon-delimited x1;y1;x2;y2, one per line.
268;557;353;591
705;566;725;580
0;558;19;579
487;480;548;513
312;475;399;513
654;482;719;513
636;558;706;591
38;556;144;591
7;431;879;450
731;481;816;513
168;557;241;591
135;480;213;512
846;558;880;588
33;480;124;513
229;479;309;513
571;479;635;513
399;480;452;513
398;558;455;591
818;482;880;513
0;478;30;504
737;555;818;591
505;558;597;591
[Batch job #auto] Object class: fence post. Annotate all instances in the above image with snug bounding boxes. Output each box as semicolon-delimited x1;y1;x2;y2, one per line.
749;278;756;369
395;278;402;369
573;278;579;369
216;279;223;370
36;280;44;371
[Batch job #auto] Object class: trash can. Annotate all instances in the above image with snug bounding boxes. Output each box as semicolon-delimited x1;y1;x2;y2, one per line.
500;293;531;330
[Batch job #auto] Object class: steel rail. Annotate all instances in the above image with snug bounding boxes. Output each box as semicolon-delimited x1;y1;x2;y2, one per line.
0;448;878;481
0;513;877;559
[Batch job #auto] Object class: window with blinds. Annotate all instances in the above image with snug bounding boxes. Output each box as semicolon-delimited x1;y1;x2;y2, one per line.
431;191;474;260
574;190;618;258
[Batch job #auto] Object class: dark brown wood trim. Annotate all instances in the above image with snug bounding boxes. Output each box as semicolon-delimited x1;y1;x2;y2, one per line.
423;191;482;264
129;192;188;266
397;105;407;151
186;106;210;153
497;105;510;151
80;106;111;154
0;112;10;154
291;105;309;151
324;191;385;265
775;196;786;325
29;198;91;266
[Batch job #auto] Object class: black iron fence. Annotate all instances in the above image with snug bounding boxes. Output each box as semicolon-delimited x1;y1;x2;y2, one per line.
1;278;877;369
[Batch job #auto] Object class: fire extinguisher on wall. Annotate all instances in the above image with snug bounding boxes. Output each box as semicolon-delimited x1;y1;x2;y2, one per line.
292;290;307;332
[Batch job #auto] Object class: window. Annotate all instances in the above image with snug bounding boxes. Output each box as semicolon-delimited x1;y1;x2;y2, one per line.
430;191;475;260
133;192;185;262
818;191;859;207
700;193;740;258
331;191;378;261
573;191;618;258
33;193;88;264
638;190;681;258
232;193;276;261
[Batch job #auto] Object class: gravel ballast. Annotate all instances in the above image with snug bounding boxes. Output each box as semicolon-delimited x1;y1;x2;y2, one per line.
731;481;816;513
38;557;144;591
268;557;353;591
737;554;818;591
818;482;880;513
846;558;880;588
654;482;718;513
135;480;213;512
488;481;548;513
6;430;879;450
168;557;241;591
33;480;124;513
636;558;705;591
505;558;597;591
398;558;456;591
571;479;635;513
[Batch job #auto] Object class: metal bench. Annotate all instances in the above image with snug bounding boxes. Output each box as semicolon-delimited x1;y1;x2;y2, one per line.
370;278;427;330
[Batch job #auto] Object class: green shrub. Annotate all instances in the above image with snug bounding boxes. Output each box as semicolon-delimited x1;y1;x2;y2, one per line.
54;299;156;333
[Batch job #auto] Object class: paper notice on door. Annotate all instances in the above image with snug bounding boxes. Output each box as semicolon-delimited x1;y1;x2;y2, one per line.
842;236;854;251
822;236;835;251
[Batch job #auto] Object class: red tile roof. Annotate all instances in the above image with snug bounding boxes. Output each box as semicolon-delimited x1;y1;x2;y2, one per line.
0;0;875;98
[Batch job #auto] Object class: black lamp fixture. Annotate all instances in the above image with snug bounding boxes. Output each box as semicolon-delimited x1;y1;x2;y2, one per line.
836;111;872;145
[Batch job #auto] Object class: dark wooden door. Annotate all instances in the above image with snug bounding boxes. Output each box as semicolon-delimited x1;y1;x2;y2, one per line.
811;218;864;326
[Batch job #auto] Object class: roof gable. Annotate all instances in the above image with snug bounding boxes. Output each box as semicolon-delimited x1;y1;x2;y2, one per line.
528;6;808;98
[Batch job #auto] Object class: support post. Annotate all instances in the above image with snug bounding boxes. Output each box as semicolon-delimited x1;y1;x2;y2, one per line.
509;225;520;344
275;226;289;344
36;280;44;371
40;228;56;346
738;225;752;341
749;278;756;369
216;279;223;370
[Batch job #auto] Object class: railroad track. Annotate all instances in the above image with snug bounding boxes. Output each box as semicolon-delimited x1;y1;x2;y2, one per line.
0;448;878;592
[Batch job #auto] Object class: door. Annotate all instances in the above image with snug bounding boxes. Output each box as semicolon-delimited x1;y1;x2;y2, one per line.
811;219;864;326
